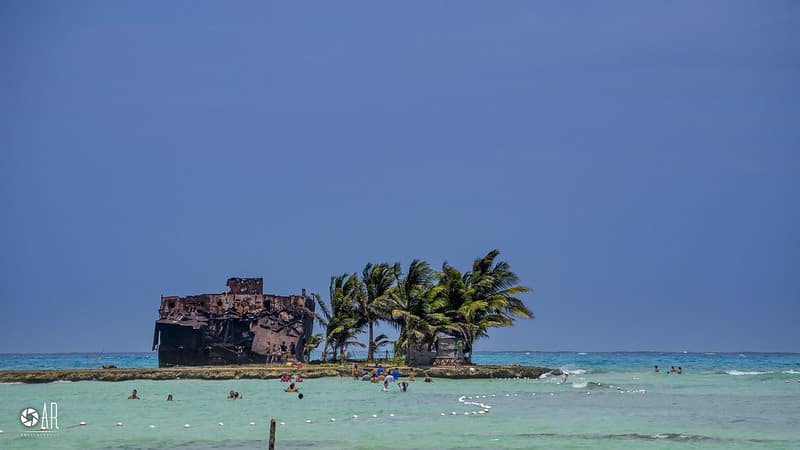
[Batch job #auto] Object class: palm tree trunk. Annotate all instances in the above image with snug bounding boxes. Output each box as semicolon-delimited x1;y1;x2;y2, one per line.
367;321;375;362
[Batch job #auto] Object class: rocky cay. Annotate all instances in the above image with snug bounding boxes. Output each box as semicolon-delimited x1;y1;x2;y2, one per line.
0;364;558;383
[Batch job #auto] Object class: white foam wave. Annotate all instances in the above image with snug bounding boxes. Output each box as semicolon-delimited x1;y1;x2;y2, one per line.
571;382;588;388
577;352;588;356
568;369;587;375
725;370;773;376
782;370;800;374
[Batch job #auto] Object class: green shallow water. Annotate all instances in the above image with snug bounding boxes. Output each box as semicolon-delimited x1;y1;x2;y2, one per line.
1;371;799;449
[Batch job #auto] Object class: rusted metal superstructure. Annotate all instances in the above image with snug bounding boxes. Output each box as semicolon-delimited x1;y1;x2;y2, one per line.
152;277;314;367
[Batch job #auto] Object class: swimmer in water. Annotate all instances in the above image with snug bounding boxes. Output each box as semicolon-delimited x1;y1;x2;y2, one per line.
677;366;682;374
398;381;408;392
408;372;416;382
424;374;432;383
128;389;140;399
166;394;173;401
285;382;299;393
654;365;660;373
381;381;389;392
228;390;236;399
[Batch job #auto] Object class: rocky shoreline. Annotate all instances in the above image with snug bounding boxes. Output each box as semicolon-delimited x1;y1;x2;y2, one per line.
0;364;558;383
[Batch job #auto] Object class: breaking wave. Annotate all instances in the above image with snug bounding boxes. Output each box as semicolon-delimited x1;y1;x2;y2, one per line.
725;370;773;376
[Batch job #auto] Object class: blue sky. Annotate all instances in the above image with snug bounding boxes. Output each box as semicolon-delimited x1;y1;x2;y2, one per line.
1;1;798;353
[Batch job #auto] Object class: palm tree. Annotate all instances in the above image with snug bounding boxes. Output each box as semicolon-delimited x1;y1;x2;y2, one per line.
358;262;397;362
306;293;334;362
327;273;364;363
383;260;442;361
304;274;363;363
372;333;393;359
437;250;533;364
304;333;322;362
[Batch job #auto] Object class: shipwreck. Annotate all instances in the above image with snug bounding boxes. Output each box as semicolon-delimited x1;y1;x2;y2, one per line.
152;277;314;367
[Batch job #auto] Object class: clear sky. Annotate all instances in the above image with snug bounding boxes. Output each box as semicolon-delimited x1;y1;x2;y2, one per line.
1;1;798;353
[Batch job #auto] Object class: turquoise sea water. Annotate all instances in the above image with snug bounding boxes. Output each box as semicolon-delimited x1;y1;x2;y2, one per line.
1;352;799;449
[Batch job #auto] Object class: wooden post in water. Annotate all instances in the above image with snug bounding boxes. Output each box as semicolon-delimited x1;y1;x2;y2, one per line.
268;418;276;450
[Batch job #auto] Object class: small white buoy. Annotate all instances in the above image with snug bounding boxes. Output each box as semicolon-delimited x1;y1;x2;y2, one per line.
305;419;312;424
79;421;87;426
148;425;156;429
249;422;256;426
451;411;457;415
352;415;358;419
440;413;446;416
389;413;394;417
491;394;496;397
463;412;469;416
329;418;336;422
279;422;285;426
184;424;191;428
218;422;224;426
505;394;510;397
372;414;378;418
116;422;123;427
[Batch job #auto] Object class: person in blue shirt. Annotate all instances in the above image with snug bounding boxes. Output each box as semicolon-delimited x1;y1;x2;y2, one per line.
376;364;384;376
391;367;400;380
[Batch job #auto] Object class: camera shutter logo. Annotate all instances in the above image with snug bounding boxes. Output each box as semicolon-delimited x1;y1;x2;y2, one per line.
20;407;39;428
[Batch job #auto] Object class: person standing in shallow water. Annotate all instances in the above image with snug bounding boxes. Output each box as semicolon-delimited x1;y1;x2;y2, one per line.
654;365;660;373
128;389;140;399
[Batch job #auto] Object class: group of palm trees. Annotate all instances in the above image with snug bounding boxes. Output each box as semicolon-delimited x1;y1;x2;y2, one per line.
304;250;533;365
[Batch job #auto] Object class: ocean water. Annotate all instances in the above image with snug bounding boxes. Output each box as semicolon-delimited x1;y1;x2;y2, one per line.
1;352;799;449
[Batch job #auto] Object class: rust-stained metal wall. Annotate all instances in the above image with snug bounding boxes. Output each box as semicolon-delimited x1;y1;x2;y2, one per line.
153;278;314;367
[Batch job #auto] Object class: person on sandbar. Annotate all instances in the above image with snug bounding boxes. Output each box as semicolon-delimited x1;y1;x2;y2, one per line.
128;389;140;399
285;382;299;393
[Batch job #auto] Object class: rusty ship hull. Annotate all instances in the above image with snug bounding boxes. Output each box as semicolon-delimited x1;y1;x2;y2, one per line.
152;277;314;367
